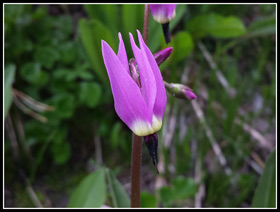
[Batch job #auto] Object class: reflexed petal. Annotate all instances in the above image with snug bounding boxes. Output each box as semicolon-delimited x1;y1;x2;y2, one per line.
101;40;153;136
117;33;129;74
150;4;177;24
136;30;167;122
129;32;156;114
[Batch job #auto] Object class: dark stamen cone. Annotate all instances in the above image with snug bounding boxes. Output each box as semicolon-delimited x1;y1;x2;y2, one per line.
143;133;159;174
162;22;171;44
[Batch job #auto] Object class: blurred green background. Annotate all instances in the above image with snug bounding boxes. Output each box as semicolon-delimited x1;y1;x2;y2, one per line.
4;4;276;208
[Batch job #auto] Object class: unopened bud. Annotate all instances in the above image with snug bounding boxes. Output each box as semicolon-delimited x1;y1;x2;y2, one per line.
153;47;173;66
164;82;197;100
129;58;141;87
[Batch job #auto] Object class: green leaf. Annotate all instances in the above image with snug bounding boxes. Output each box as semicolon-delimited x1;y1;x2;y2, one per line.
246;16;275;38
45;93;75;120
157;186;174;207
79;82;102;108
78;18;115;84
52;126;68;145
50;140;71;165
84;4;119;39
140;191;157;208
110;122;122;148
53;68;76;82
4;4;32;24
121;4;144;57
20;62;49;85
171;177;197;200
105;168;130;208
31;5;48;20
24;120;51;145
54;15;73;39
252;149;276;208
4;64;16;117
34;46;60;69
122;4;144;35
58;42;77;65
219;16;275;54
167;31;194;65
68;168;106;208
186;13;246;39
157;176;197;207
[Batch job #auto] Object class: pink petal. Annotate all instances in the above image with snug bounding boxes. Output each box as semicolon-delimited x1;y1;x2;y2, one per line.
101;40;153;135
129;32;157;114
150;4;177;24
153;47;173;66
117;33;129;74
136;30;167;120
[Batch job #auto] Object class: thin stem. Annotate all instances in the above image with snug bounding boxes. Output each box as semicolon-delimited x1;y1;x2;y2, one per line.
130;134;142;208
143;4;149;45
130;4;150;207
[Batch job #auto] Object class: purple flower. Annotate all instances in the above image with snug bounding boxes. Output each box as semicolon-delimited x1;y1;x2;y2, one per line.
149;4;177;24
149;4;177;44
101;30;167;137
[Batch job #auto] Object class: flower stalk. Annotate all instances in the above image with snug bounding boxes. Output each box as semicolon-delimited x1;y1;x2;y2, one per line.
130;134;142;208
143;4;149;45
101;4;170;208
130;4;150;208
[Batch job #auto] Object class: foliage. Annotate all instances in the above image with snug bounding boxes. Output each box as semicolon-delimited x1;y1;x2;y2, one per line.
68;167;106;208
252;149;276;208
68;166;130;208
4;64;16;117
4;4;276;208
186;13;246;38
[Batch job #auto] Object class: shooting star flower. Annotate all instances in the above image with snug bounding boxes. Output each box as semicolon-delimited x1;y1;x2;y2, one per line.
149;4;177;44
101;30;167;137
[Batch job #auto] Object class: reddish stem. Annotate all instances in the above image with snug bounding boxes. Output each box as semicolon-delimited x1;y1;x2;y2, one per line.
143;4;149;45
130;134;142;207
130;4;150;208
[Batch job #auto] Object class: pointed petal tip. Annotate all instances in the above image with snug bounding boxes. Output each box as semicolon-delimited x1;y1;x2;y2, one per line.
167;46;173;51
128;32;134;42
101;40;108;48
118;32;123;40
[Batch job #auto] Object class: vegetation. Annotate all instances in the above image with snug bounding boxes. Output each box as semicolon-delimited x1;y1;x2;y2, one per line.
4;4;276;208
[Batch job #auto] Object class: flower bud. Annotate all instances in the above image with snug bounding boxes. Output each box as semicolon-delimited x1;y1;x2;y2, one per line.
153;47;173;66
164;82;197;100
